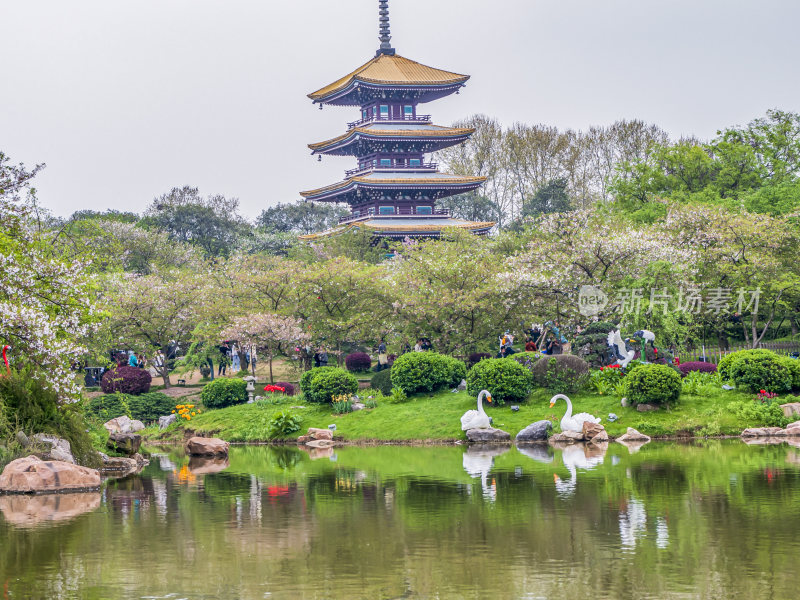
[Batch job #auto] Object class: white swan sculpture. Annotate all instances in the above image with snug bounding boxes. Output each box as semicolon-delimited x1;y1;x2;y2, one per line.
550;394;601;433
461;390;493;431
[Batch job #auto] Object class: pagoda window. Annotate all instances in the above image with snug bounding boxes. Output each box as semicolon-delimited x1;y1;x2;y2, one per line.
380;158;391;167
379;206;395;215
379;105;389;119
409;158;421;166
404;105;414;119
416;206;432;215
397;158;406;167
362;109;368;121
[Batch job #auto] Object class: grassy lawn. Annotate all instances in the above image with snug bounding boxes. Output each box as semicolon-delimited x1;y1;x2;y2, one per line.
141;385;793;444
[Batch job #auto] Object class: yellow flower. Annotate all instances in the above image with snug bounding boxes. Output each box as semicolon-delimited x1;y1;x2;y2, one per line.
191;412;196;416
186;416;191;421
171;410;175;414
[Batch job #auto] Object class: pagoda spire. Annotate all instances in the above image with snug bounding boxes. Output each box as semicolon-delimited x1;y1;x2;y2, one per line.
376;0;395;56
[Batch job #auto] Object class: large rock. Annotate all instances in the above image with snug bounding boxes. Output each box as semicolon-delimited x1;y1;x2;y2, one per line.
185;436;229;457
589;429;609;443
129;420;145;433
31;434;75;464
617;427;651;442
548;430;584;445
0;492;101;527
581;422;606;442
516;420;553;443
107;432;142;455
457;379;467;392
307;427;333;441
636;403;659;412
103;416;134;435
781;403;800;418
158;413;177;430
465;427;511;443
0;456;100;493
741;427;787;438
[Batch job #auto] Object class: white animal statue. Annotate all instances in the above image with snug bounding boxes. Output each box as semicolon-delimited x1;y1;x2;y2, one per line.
634;329;656;345
461;390;493;431
549;394;601;433
607;329;635;367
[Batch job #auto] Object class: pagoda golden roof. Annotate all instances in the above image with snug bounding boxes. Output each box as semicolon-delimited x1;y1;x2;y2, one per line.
298;218;495;241
308;125;475;152
300;173;487;199
308;54;469;101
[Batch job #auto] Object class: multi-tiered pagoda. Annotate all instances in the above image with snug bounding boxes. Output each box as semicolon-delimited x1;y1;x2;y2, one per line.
299;0;493;240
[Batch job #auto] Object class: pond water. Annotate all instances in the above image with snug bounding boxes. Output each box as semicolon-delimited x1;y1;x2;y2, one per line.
2;440;800;599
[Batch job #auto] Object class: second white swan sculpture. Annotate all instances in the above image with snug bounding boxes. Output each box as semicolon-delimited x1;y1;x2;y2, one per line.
550;394;601;433
461;390;493;430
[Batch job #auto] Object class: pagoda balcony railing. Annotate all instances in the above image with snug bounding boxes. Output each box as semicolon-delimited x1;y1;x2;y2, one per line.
344;162;438;178
346;114;432;129
339;207;450;224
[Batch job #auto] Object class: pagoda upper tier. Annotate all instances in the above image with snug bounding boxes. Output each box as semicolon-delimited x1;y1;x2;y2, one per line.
308;53;469;106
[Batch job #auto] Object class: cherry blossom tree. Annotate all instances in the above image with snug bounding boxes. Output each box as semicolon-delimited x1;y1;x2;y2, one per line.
0;152;98;400
220;313;309;382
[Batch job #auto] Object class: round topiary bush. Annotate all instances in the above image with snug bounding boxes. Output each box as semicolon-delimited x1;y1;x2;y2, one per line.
725;350;793;393
718;349;773;381
625;364;681;407
307;368;359;403
530;355;590;394
345;352;372;372
200;378;248;409
390;352;464;395
299;366;336;398
100;365;152;395
780;357;800;391
466;358;534;405
371;368;393;395
573;321;616;368
274;381;296;396
677;361;718;377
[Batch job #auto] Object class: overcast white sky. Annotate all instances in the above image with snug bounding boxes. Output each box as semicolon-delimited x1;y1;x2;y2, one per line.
2;0;799;220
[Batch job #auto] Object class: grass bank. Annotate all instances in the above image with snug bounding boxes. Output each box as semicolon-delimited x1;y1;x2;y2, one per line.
141;386;795;444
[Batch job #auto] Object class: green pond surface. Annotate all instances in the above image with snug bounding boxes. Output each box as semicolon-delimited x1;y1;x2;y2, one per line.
2;440;800;599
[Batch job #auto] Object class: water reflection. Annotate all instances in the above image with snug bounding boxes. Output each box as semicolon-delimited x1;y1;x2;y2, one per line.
1;441;799;599
0;492;100;527
462;445;509;502
553;443;607;498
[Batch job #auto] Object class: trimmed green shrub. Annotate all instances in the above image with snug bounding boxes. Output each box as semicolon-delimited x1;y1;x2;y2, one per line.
721;349;793;393
88;392;174;423
307;368;359;404
511;351;543;376
299;367;336;398
625;364;681;406
531;355;590;394
100;365;152;395
390;352;465;395
728;398;789;428
573;321;616;368
371;368;393;395
200;378;247;409
466;358;534;405
779;357;800;390
718;349;772;381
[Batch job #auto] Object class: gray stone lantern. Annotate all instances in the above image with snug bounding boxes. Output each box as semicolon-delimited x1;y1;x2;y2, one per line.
244;375;257;403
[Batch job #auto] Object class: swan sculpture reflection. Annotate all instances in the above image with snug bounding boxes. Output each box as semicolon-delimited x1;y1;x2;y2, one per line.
460;390;492;431
549;394;601;433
